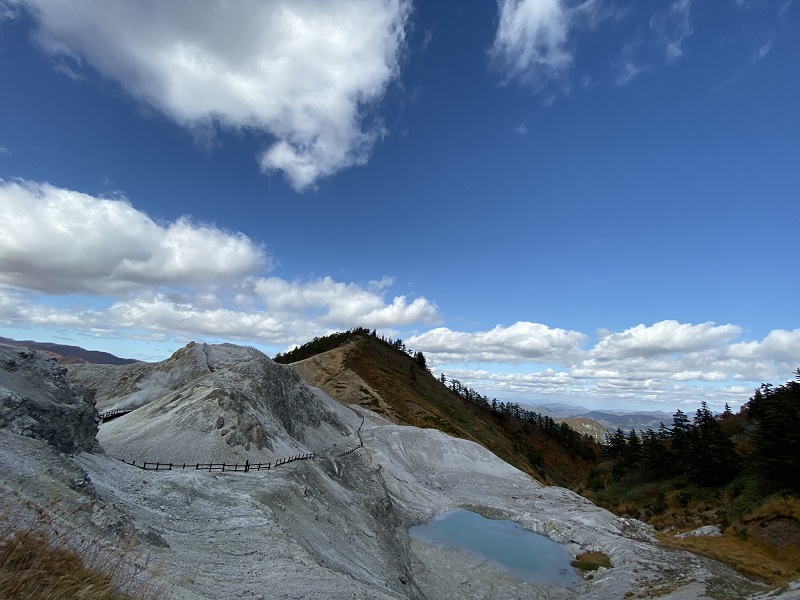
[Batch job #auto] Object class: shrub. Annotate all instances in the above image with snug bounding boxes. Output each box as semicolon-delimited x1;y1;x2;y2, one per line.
0;492;162;600
571;551;612;571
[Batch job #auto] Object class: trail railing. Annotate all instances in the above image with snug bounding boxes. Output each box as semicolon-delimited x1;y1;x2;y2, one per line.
99;409;133;422
118;416;366;473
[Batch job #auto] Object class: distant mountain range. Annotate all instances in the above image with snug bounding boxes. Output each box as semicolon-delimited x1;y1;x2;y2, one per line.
524;402;673;434
0;337;137;366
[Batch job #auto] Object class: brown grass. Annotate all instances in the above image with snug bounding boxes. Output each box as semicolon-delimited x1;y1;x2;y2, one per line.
341;336;596;485
658;530;800;587
571;551;612;571
742;497;800;522
0;493;162;600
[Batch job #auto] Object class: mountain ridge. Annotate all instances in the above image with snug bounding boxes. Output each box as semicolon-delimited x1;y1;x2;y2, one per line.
279;330;600;486
0;336;138;365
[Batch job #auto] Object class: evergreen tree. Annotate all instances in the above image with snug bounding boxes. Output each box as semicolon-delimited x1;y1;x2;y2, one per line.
667;409;691;476
748;372;800;491
625;429;642;466
641;429;669;478
606;428;627;459
688;401;739;486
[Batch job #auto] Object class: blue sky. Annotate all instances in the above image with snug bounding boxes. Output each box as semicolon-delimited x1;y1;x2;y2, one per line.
1;0;798;412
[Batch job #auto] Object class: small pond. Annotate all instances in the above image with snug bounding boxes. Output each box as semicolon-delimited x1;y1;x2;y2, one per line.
409;509;581;588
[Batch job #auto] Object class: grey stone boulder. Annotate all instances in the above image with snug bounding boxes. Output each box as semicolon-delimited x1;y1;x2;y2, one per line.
0;344;99;454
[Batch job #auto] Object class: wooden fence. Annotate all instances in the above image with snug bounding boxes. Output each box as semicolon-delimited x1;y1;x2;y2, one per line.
99;409;133;423
119;416;366;473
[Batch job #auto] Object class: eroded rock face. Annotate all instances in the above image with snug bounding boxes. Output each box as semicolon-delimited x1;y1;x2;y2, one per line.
69;342;350;463
0;344;99;454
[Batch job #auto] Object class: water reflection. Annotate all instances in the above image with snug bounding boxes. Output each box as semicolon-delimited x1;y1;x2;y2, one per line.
409;508;580;587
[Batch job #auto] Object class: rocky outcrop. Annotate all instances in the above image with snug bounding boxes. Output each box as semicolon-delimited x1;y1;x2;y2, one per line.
0;343;99;454
68;342;352;463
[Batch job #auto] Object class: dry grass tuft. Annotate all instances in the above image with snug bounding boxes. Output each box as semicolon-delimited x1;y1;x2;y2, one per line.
0;491;162;600
571;551;612;571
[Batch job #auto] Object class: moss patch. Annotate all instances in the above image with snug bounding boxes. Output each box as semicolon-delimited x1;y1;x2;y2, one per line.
571;551;612;571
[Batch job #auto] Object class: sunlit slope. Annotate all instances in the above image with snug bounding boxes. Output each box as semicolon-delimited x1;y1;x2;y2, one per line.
286;332;598;485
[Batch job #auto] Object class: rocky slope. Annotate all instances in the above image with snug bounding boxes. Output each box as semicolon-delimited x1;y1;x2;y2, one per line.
1;341;798;599
556;417;608;443
0;343;99;453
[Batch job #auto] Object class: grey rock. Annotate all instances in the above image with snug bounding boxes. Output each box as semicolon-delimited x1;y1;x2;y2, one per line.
0;344;99;454
675;525;723;538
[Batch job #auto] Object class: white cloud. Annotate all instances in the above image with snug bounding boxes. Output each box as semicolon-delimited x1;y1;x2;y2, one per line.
0;179;439;346
13;0;410;190
751;37;774;64
416;319;800;410
0;146;10;156
589;320;741;359
0;180;269;294
615;39;649;86
254;276;439;329
649;0;694;64
408;321;588;363
0;285;438;350
491;0;599;87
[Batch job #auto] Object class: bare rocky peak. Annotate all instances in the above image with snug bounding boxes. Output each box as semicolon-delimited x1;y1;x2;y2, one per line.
69;341;350;463
0;343;99;454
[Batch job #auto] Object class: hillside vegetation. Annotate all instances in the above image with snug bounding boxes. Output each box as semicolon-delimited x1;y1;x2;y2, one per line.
276;328;599;486
574;371;800;585
279;331;800;587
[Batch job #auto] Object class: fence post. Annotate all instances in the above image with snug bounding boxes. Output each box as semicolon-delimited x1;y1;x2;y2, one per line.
245;460;250;473
222;463;225;472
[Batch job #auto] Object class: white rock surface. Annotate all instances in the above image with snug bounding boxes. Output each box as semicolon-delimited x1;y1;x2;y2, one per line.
676;525;723;538
0;342;786;599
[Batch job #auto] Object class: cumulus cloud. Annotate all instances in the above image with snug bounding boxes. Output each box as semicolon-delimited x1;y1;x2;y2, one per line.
254;276;439;328
0;180;268;294
589;320;741;359
0;286;437;350
415;319;800;409
0;179;438;347
12;0;410;190
408;321;588;363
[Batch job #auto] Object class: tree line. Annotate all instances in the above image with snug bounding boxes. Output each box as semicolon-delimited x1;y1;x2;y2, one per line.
599;369;800;492
274;327;428;369
438;372;598;463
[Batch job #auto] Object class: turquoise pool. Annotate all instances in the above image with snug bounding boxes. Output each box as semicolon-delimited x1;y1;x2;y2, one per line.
409;509;581;588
